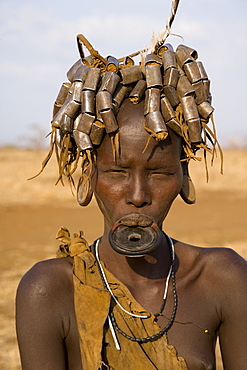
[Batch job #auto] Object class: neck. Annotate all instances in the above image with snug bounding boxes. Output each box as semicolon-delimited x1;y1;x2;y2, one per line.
97;231;173;284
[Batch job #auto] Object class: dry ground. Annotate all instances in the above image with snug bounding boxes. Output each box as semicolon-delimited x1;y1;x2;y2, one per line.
0;147;246;369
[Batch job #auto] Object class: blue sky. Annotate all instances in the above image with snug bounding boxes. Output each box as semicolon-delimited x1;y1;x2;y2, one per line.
0;0;246;147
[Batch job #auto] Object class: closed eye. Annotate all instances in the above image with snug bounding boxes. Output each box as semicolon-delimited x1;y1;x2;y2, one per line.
150;168;176;175
103;168;128;178
107;169;127;173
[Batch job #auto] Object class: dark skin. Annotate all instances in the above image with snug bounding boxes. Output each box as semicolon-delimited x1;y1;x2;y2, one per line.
16;100;247;369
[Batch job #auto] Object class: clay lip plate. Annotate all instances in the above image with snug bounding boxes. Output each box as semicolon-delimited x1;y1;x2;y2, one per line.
109;213;162;256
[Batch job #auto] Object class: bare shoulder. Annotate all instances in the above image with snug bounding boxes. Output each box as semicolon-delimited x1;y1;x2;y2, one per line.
193;246;247;367
178;239;246;267
16;257;74;307
16;258;82;368
202;247;247;303
198;245;247;279
176;240;247;300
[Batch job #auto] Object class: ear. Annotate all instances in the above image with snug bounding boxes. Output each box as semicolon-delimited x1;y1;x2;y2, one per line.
77;175;93;206
180;161;196;204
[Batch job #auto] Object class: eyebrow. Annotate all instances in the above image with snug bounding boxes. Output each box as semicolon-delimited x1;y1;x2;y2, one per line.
98;160;128;167
146;164;170;169
105;161;172;170
111;162;130;168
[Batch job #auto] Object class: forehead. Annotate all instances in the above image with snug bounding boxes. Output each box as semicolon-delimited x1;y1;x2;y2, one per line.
96;99;182;164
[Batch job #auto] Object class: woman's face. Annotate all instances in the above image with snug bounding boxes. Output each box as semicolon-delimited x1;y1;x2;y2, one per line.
92;99;183;233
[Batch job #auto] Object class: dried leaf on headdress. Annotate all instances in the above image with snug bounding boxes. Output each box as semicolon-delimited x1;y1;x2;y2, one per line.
56;226;71;245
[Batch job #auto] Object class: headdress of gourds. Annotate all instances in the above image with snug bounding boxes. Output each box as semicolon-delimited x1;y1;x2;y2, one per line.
31;0;223;206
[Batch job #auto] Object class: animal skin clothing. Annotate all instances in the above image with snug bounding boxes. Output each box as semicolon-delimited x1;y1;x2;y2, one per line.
56;231;188;370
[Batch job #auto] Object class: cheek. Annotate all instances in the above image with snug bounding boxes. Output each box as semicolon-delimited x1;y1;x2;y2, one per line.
154;173;183;225
171;167;183;199
92;180;113;224
92;171;121;199
173;165;183;195
154;167;183;206
91;171;122;217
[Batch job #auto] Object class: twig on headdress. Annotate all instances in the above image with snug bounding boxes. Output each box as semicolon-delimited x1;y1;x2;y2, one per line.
110;132;120;161
201;119;224;176
148;0;181;53
142;121;169;153
77;34;107;68
118;49;148;63
27;128;56;180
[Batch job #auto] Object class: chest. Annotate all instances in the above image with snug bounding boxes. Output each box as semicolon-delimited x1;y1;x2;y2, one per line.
125;276;219;369
68;253;219;369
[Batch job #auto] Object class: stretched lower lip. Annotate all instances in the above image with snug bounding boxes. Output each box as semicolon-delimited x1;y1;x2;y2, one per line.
109;214;162;256
111;213;154;230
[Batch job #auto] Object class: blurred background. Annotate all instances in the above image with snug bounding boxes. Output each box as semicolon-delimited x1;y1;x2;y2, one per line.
1;0;247;148
0;0;246;369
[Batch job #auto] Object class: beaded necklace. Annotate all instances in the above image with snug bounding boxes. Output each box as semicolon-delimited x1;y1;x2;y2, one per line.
94;233;177;348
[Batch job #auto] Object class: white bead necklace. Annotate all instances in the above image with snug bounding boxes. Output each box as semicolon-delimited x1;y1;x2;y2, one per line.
94;236;174;319
94;235;175;350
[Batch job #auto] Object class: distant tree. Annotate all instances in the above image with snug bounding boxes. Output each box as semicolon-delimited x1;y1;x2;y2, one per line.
20;123;49;149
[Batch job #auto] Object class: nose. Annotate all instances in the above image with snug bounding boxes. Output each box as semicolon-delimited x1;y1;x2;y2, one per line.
125;173;151;208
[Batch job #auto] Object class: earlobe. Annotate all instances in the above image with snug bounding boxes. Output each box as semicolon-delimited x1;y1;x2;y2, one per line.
77;175;93;206
179;162;196;204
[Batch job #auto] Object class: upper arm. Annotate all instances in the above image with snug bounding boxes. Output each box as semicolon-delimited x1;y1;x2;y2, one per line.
216;249;247;369
16;259;72;370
